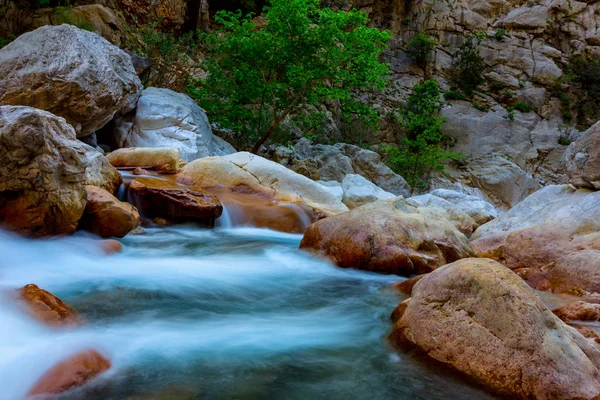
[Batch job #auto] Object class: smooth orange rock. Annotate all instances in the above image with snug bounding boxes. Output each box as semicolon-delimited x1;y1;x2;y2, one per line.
28;350;111;396
553;301;600;322
19;284;80;326
98;239;122;255
393;275;426;295
128;177;222;224
79;185;140;238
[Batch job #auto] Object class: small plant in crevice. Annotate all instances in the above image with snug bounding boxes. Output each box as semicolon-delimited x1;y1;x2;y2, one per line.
450;34;485;97
383;80;463;192
404;31;436;71
493;29;507;40
444;91;467;101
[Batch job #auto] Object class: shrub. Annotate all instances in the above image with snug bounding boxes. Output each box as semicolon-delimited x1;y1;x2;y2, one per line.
450;34;485;96
384;80;463;192
444;91;467;101
190;0;391;153
404;31;436;70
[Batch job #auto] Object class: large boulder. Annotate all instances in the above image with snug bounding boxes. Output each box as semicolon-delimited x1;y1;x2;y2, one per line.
470;185;600;270
128;177;223;224
177;152;349;216
79;185;140;238
114;88;236;162
19;284;80;327
0;24;142;137
299;198;474;276
565;121;600;190
389;258;600;399
341;174;396;209
0;106;121;236
106;147;182;174
28;350;111;396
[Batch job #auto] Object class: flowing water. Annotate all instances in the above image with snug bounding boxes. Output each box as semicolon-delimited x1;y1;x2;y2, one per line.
0;224;497;400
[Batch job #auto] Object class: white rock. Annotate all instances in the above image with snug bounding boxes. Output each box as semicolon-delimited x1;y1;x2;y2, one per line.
115;87;236;162
341;174;396;209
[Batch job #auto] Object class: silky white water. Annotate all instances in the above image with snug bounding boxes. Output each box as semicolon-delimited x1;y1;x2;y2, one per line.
0;227;495;400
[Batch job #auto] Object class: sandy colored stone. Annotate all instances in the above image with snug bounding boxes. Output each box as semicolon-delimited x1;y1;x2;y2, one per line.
390;258;600;399
80;185;140;238
177;152;349;216
299;198;474;276
28;350;111;396
106;147;182;174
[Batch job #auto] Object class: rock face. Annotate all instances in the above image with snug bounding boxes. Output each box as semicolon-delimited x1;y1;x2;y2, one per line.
19;284;80;326
0;24;141;137
299;198;474;276
128;177;223;224
79;186;140;238
389;258;600;399
407;189;497;234
177;152;349;216
565;121;600;190
114;88;236;162
470;185;600;270
281;138;410;196
28;350;111;396
106;147;182;174
0;106;121;236
341;174;396;209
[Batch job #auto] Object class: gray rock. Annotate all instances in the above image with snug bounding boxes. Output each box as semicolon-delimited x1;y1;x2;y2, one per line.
0;106;121;236
0;25;142;137
565;121;600;190
341;174;396;209
317;180;343;202
114;87;236;162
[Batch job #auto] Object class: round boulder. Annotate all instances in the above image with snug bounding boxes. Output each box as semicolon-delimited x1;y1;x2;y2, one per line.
0;24;142;137
299;198;474;276
0;106;121;236
79;185;140;238
390;258;600;399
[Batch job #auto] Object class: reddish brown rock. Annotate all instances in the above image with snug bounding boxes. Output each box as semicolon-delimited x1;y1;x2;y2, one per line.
390;298;410;323
128;177;222;224
28;350;111;396
553;301;600;322
79;185;140;238
19;284;80;326
393;275;426;295
98;239;123;255
577;327;600;343
299;199;474;276
390;258;600;399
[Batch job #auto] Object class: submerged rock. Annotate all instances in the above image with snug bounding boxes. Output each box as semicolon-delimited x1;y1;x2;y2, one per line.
79;185;140;238
0;24;141;137
19;284;80;327
565;121;600;190
0;106;121;236
177;152;349;216
106;147;182;174
114;87;236;162
28;350;111;396
128;177;223;224
470;185;600;270
389;258;600;399
299;198;474;276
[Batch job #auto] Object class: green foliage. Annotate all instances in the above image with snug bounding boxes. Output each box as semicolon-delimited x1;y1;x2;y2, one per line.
384;80;462;192
189;0;391;153
444;91;467;101
125;20;196;91
508;102;532;113
0;34;15;49
404;31;436;70
493;29;507;40
450;34;485;97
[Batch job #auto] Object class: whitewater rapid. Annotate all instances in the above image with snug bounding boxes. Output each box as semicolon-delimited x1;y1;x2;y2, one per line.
0;227;495;399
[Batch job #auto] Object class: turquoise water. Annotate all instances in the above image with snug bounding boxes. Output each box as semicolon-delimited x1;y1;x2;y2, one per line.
0;227;495;400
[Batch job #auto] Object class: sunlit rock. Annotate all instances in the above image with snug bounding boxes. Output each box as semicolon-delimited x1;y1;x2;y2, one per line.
106;147;182;174
18;284;80;327
390;258;600;399
79;185;140;238
300;198;474;276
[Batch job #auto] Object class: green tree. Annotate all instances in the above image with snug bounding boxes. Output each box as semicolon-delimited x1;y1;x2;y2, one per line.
384;80;462;192
450;34;485;96
404;31;436;70
189;0;391;153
